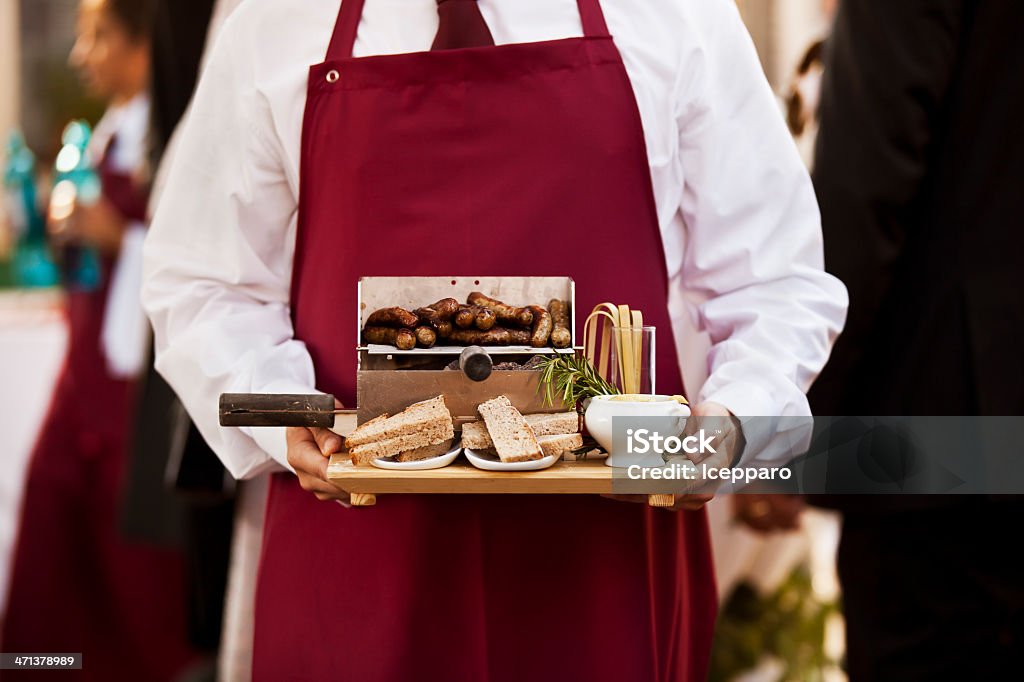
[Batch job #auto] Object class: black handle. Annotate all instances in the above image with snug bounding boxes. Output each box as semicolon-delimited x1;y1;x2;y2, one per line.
459;346;493;382
219;393;337;428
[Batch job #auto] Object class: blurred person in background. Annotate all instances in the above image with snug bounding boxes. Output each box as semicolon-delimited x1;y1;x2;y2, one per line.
133;1;258;679
805;0;1024;678
0;1;196;679
783;39;825;168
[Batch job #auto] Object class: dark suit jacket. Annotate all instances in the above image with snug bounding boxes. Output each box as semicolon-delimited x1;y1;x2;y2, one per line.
809;0;1024;418
807;0;1024;513
121;0;222;545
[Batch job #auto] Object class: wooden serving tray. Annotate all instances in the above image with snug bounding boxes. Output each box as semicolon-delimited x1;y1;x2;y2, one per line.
326;456;674;507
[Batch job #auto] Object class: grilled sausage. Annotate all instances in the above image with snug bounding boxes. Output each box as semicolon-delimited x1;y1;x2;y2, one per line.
448;327;532;346
364;325;416;350
435;321;453;338
416;298;461;329
454;306;476;329
474;306;497;330
366;307;418;328
427;298;460;320
548;299;572;348
415;306;442;329
467;292;533;328
455;304;498;330
526;305;552;347
414;326;437;348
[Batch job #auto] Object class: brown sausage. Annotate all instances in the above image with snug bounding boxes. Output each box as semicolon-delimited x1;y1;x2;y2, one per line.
454;306;476;329
416;298;461;329
447;327;532;346
414;326;437;348
435;321;453;338
526;305;552;347
363;326;416;350
474;306;497;330
415;306;442;329
366;307;418;328
455;305;498;330
467;292;533;328
548;299;572;348
427;298;460;320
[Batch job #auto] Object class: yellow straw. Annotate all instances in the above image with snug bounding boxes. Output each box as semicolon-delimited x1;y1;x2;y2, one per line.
631;310;644;393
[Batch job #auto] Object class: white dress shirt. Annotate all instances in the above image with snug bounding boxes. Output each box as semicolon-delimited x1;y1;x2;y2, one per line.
143;0;849;479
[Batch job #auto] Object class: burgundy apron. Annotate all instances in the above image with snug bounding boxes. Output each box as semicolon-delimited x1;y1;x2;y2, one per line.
1;139;196;680
254;1;716;679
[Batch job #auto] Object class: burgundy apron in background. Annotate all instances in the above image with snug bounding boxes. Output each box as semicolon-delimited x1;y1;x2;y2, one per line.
254;1;717;679
1;140;196;681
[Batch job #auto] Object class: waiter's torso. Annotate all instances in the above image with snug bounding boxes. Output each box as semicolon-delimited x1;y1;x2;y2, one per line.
226;0;699;300
251;2;717;680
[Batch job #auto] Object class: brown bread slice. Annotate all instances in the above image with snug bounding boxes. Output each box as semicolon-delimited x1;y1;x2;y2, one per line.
344;413;389;445
349;421;455;465
396;439;455;463
538;433;583;458
461;412;578;450
522;412;579;436
460;420;493;450
476;396;543;463
345;396;450;447
473;434;582;460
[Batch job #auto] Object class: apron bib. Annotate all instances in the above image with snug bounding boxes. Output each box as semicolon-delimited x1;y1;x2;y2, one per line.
255;2;716;679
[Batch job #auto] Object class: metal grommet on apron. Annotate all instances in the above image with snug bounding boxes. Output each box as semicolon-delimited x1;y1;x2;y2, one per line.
326;69;340;83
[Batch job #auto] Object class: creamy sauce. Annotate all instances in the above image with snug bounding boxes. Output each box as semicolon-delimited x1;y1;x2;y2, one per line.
607;394;658;402
604;394;689;404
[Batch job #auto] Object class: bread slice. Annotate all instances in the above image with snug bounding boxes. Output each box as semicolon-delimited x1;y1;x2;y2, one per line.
345;412;389;445
461;412;578;450
538;433;583;458
460;420;493;450
396;439;455;463
522;412;579;437
476;396;543;463
474;434;582;460
349;423;454;465
347;396;454;465
346;396;450;447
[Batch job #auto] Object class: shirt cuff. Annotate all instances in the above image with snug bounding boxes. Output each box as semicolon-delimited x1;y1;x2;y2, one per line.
240;378;321;473
698;380;777;466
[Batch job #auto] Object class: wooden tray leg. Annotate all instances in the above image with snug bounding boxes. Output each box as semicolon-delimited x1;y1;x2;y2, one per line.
350;493;377;507
647;494;675;508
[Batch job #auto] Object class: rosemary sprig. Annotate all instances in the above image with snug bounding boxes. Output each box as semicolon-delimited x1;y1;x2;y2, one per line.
536;353;620;407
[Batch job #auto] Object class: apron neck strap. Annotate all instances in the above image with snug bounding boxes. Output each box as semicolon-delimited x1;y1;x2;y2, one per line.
577;0;611;38
326;0;611;61
327;0;365;61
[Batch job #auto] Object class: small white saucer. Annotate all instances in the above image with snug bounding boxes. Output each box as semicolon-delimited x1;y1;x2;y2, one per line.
372;442;462;470
463;448;559;472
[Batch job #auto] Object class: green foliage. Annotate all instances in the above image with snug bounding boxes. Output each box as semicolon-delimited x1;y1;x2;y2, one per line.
709;567;841;682
535;353;619;407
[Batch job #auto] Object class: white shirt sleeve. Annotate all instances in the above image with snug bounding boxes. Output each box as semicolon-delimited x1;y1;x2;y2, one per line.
675;0;849;465
142;18;314;479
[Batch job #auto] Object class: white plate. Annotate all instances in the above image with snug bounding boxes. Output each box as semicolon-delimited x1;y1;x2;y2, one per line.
371;442;462;470
463;448;559;472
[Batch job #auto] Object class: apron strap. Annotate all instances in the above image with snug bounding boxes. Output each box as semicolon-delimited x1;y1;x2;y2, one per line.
577;0;611;38
326;0;365;61
326;0;610;61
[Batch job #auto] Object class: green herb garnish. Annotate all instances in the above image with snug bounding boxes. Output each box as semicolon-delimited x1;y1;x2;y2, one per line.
536;353;620;407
